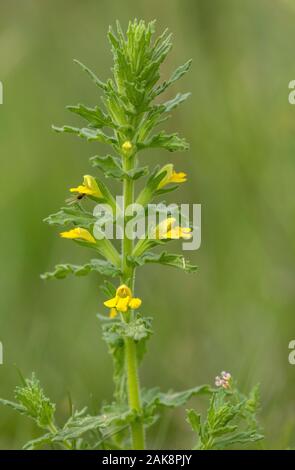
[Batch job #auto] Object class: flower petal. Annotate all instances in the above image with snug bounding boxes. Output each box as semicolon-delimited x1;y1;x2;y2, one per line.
104;296;118;308
116;296;130;312
116;284;132;298
167;226;192;240
129;298;142;310
170;171;187;184
70;175;102;198
156;217;176;239
60;227;96;243
109;307;118;318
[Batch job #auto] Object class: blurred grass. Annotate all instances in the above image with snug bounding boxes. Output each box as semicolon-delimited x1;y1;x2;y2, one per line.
0;0;295;449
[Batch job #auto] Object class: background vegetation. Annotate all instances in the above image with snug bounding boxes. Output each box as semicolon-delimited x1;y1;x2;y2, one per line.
0;0;295;449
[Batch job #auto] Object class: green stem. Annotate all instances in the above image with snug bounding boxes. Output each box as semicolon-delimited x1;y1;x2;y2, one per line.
48;422;72;450
125;336;145;449
122;152;136;279
122;152;145;450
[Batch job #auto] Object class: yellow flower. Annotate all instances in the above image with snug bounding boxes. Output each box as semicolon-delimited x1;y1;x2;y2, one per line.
70;175;102;198
122;140;133;152
104;284;142;317
154;217;192;240
166;226;192;240
157;164;187;189
60;227;96;244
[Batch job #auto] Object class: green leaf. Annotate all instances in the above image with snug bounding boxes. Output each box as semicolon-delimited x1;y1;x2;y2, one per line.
102;322;126;404
57;408;135;441
102;317;153;403
0;398;26;414
44;206;96;228
99;280;117;298
67;104;114;129
14;375;56;429
127;166;149;180
91;154;124;179
91;155;148;181
135;106;169;143
128;251;197;273
155;185;180;196
143;384;211;414
153;59;192;97
169;59;192;83
99;403;136;430
163;92;191;112
214;431;264;449
186;409;202;434
138;131;189;152
24;406;136;450
123;317;153;342
41;259;121;280
124;317;153;364
135;166;164;205
0;374;56;431
73;59;107;91
52;125;116;146
24;433;53;450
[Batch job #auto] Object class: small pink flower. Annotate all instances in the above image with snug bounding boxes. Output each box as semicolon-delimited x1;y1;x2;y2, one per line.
215;371;232;389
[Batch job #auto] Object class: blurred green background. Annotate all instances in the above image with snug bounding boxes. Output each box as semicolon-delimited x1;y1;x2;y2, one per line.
0;0;295;449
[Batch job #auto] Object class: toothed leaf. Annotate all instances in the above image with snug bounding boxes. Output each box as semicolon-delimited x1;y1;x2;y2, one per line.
127;251;197;273
41;259;121;280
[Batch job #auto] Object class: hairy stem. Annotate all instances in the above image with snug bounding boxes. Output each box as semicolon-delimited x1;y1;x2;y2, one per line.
122;152;145;450
125;336;145;449
122;154;135;282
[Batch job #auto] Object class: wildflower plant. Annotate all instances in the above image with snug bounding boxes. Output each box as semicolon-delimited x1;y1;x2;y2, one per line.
45;19;199;449
187;373;264;450
0;20;264;451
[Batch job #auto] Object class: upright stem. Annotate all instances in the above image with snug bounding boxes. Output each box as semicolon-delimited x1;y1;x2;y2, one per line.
122;152;145;450
125;336;145;450
122;154;135;282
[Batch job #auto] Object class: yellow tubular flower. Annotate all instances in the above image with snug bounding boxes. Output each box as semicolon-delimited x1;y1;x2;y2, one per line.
70;175;102;198
155;217;176;239
60;227;96;244
104;284;142;317
154;217;192;240
122;140;133;152
157;164;187;189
